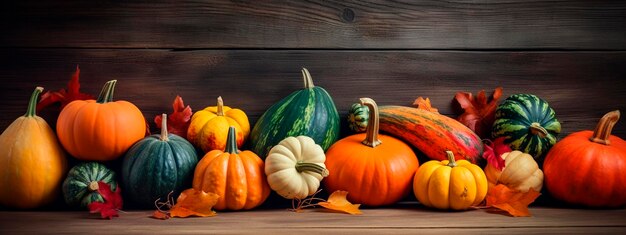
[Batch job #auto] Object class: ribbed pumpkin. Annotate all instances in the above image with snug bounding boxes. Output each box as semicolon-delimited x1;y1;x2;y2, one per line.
63;162;117;208
413;151;488;210
193;127;270;210
265;136;329;199
0;87;68;209
347;103;369;133
249;68;340;158
544;110;626;207
187;96;250;153
122;114;198;208
484;150;543;192
492;94;561;159
324;98;419;206
57;80;146;161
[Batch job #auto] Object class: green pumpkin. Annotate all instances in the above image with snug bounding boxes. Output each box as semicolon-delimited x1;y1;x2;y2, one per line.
250;68;340;158
347;103;369;133
492;94;561;159
122;114;198;208
62;162;117;208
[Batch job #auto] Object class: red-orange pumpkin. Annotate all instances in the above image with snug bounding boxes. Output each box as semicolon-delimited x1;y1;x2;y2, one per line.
544;110;626;207
57;80;146;161
324;98;419;206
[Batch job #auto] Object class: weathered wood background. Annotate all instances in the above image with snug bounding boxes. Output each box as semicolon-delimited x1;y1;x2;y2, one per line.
0;0;625;208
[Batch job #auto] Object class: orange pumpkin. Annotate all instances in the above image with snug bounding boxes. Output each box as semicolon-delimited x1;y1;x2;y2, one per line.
187;96;250;153
56;80;146;161
193;126;270;210
324;98;419;206
544;110;626;207
0;87;68;208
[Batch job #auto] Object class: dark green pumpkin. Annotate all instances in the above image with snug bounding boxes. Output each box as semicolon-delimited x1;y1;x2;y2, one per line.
347;103;369;133
122;114;198;208
250;68;340;158
492;94;561;159
62;162;117;208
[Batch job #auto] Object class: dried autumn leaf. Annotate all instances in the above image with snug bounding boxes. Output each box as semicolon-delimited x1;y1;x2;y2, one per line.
483;137;511;171
317;190;362;215
37;65;95;111
152;210;170;220
413;97;439;113
155;95;192;139
454;87;503;139
486;184;540;217
88;181;123;220
170;188;219;218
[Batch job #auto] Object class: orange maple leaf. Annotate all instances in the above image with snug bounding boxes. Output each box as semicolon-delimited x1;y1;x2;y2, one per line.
317;191;362;215
486;184;540;217
170;188;219;218
413;97;439;114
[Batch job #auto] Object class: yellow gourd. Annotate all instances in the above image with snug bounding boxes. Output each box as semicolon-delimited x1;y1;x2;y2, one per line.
413;151;487;210
187;96;250;153
0;87;68;209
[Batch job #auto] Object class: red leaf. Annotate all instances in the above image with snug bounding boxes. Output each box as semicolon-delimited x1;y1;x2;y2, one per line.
88;182;123;220
37;65;96;111
483;137;511;171
486;184;540;217
155;96;192;139
454;87;503;139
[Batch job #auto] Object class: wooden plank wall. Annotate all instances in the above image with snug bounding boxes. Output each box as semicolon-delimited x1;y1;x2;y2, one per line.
0;1;625;207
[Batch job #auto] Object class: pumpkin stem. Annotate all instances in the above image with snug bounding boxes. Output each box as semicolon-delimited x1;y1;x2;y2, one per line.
216;96;224;116
25;87;43;117
160;113;169;141
225;126;240;154
590;110;620;145
529;122;548;138
96;80;117;104
88;181;99;192
301;67;315;89
360;97;382;148
295;162;329;177
446;151;458;167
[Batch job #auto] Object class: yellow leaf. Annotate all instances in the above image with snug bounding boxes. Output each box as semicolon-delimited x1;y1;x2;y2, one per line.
413;97;439;114
486;184;540;217
170;188;219;218
317;190;362;215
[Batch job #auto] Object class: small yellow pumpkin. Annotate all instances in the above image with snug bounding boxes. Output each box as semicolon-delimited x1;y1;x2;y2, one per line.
413;151;487;210
0;87;68;209
484;150;543;192
187;96;250;153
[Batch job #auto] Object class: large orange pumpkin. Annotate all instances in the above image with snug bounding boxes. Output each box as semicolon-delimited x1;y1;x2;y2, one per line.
56;80;146;161
193;127;270;210
324;98;419;206
544;110;626;207
0;87;68;208
187;96;250;153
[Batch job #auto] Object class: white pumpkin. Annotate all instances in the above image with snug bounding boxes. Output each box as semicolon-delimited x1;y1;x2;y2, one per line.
485;150;544;192
265;136;329;199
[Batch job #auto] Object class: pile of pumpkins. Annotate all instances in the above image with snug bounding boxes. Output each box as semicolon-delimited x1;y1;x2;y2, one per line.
1;68;625;211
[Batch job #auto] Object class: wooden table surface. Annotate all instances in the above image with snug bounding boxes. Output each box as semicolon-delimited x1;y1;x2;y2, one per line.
2;206;625;234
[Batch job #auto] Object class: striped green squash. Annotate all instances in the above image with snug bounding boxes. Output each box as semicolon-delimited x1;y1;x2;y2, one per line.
492;94;561;160
122;114;198;208
62;162;117;208
347;103;369;133
250;68;340;158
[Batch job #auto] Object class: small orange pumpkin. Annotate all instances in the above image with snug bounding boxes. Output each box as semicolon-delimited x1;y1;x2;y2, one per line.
0;87;68;208
544;110;626;207
193;126;270;210
56;80;146;161
187;96;250;153
324;98;419;206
